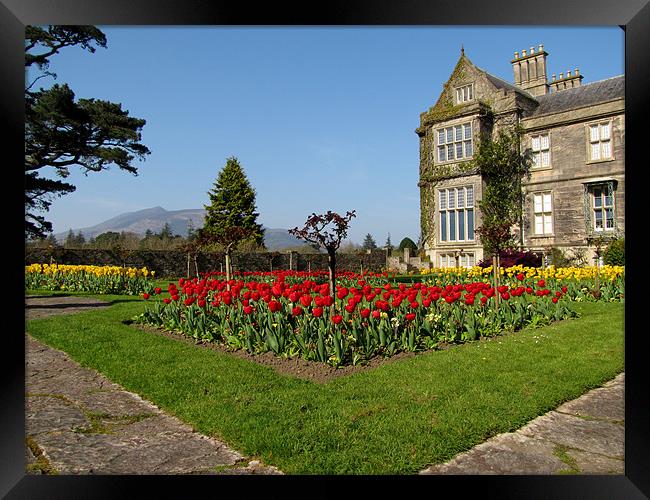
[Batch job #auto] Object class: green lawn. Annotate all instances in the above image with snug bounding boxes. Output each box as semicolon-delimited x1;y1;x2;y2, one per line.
25;295;624;474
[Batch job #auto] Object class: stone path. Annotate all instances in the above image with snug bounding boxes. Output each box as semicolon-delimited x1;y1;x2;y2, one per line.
420;372;625;475
25;295;282;475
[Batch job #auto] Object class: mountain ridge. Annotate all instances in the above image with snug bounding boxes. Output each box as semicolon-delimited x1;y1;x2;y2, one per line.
53;206;307;251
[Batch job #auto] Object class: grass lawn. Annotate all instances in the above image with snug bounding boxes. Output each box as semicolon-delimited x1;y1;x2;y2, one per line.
25;295;624;474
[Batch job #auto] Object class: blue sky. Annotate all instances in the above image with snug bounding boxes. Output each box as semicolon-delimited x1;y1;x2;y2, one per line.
33;26;624;245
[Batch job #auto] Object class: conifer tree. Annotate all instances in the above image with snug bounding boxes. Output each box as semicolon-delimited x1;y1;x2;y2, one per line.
200;157;265;283
362;233;377;250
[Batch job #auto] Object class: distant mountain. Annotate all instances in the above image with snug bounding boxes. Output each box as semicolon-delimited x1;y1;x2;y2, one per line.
54;206;307;251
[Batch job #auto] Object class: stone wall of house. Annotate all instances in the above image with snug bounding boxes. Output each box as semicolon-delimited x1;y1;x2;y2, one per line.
521;100;625;258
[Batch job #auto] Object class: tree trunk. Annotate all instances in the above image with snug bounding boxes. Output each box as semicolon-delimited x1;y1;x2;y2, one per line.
493;254;500;311
327;249;336;307
186;252;191;279
225;246;232;291
194;254;199;279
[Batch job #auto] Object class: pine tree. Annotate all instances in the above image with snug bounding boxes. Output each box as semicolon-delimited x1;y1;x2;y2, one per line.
200;157;265;284
362;233;377;250
385;233;394;254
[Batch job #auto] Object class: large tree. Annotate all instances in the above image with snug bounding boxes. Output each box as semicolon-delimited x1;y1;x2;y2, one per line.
25;25;151;239
199;157;265;283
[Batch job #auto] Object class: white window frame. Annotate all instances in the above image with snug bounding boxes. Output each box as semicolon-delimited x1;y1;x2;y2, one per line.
591;184;615;232
438;186;475;243
530;132;551;169
436;122;473;163
587;120;613;162
533;191;553;235
455;84;474;104
439;252;475;269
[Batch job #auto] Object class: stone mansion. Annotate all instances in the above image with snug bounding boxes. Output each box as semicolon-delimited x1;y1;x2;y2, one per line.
416;44;624;268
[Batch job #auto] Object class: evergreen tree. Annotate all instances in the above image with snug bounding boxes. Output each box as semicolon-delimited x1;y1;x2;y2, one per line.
362;233;377;251
398;237;418;252
25;26;151;238
200;157;265;283
159;222;174;240
385;233;394;255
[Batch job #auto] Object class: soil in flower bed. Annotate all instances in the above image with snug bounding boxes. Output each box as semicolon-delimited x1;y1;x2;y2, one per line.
131;323;420;384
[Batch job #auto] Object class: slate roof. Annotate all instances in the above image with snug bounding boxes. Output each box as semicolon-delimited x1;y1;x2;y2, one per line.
526;75;625;117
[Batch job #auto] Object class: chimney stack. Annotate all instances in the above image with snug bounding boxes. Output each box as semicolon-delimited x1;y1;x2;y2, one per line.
511;43;549;96
549;67;583;92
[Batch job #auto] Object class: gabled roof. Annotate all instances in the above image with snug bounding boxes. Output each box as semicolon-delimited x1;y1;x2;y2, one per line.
526;75;625;117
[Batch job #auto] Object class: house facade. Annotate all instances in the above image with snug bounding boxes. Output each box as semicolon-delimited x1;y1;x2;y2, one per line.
417;45;624;268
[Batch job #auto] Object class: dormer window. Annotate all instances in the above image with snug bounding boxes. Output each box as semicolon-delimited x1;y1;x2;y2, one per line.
456;84;474;104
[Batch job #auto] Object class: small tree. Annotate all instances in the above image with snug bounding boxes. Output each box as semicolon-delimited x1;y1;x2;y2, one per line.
362;233;377;251
385;233;394;256
471;126;533;304
289;210;356;304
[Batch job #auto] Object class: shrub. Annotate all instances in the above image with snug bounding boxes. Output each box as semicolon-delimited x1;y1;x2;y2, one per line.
478;249;542;268
398;237;418;252
603;238;624;266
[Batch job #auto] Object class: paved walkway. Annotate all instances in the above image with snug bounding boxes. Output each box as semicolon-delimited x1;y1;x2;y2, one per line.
26;295;624;475
420;372;625;475
25;295;282;475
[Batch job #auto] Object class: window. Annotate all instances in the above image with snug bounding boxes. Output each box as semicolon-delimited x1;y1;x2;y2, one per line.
456;84;474;104
588;121;612;161
531;133;550;168
439;186;475;242
591;184;615;231
533;192;553;235
439;252;475;269
437;122;472;162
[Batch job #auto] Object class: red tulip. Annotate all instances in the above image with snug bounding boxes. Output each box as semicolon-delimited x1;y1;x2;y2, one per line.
552;297;559;304
142;293;150;300
312;307;324;318
292;306;303;316
371;310;381;319
360;308;371;318
405;313;416;321
331;314;343;324
243;305;254;314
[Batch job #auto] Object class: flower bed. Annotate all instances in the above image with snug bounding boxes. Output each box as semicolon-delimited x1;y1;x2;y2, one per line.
131;267;619;367
25;263;156;295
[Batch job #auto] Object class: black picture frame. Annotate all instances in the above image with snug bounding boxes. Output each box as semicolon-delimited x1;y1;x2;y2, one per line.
6;0;648;497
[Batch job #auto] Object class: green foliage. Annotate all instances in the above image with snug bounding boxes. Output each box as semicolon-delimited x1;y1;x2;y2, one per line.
25;26;151;239
398;237;418;252
470;127;533;256
200;157;265;251
603;238;624;266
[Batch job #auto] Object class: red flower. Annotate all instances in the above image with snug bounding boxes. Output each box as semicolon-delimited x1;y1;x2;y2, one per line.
337;287;349;299
268;300;282;312
500;292;510;301
561;286;568;294
409;301;419;309
497;285;508;294
300;294;313;307
552;297;559;304
172;294;180;301
526;287;533;294
243;305;254;314
480;296;488;305
322;295;334;307
371;310;381;319
360;308;371;318
405;313;416;321
184;296;195;306
312;307;324;318
345;304;355;313
163;298;171;305
292;306;303;316
142;293;150;300
154;287;162;295
198;299;206;308
537;279;546;287
516;273;525;281
331;314;343;325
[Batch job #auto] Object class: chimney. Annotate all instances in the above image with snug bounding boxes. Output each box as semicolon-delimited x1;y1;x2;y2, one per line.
549;67;583;92
511;43;549;96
